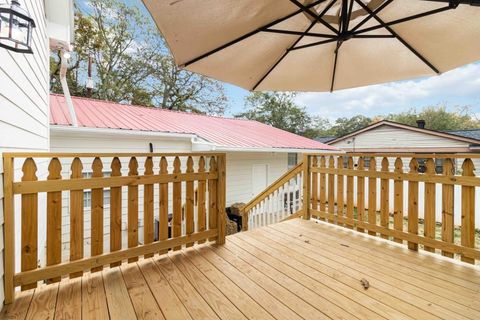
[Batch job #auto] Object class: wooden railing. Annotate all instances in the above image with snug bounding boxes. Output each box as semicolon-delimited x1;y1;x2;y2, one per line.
304;153;480;265
242;162;305;230
2;152;226;303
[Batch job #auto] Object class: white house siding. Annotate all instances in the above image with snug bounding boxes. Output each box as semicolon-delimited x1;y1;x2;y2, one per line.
0;0;50;305
226;152;288;205
50;131;290;259
332;125;470;150
329;125;480;228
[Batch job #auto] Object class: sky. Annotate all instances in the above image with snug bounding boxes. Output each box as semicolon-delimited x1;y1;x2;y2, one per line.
78;0;480;120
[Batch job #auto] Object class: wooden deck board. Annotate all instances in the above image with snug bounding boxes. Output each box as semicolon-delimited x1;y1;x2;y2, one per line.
10;219;480;320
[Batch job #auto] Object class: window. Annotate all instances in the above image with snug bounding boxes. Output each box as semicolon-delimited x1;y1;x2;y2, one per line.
83;171;111;208
288;153;298;169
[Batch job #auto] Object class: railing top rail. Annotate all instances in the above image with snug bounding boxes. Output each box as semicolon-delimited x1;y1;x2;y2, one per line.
243;162;304;213
304;152;480;159
2;152;226;159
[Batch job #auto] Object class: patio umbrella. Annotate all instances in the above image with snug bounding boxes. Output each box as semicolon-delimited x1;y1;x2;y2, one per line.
143;0;480;92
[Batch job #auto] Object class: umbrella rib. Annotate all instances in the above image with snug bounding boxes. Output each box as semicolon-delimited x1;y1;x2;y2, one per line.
354;0;440;74
354;5;453;35
262;29;337;38
350;0;393;33
330;43;340;92
181;0;326;67
252;0;339;90
289;0;340;34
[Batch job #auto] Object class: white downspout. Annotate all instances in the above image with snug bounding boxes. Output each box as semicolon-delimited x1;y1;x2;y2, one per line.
60;50;78;127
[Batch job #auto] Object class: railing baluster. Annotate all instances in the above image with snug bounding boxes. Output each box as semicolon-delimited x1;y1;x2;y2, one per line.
144;156;154;258
91;157;104;272
357;157;365;232
368;157;377;236
380;157;390;239
197;157;207;244
441;158;454;258
186;157;195;247
70;157;84;278
110;157;122;267
346;157;354;229
21;158;38;290
337;156;344;227
393;157;403;243
128;157;139;261
461;158;475;264
159;157;169;254
208;157;217;241
408;158;419;251
46;158;62;283
328;156;335;223
319;156;326;220
311;156;318;216
424;159;436;252
173;157;182;250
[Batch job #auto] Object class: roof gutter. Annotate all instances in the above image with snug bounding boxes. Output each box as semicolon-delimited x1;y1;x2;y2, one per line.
59;50;78;127
50;125;197;140
215;146;342;153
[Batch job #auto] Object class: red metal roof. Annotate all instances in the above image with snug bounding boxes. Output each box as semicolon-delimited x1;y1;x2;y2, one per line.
50;94;337;151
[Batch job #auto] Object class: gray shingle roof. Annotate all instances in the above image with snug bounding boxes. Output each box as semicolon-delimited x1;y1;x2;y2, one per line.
446;129;480;141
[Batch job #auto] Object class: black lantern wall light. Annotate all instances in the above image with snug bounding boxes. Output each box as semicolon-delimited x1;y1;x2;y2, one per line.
0;0;36;54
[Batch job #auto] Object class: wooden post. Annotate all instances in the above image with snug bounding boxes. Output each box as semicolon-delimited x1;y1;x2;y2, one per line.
110;157;122;267
208;157;217;241
327;156;335;223
346;157;354;229
197;157;207;241
186;156;195;247
408;158;419;251
441;158;454;258
319;156;326;219
173;157;182;250
424;159;436;252
216;154;226;244
144;157;154;258
70;157;84;278
357;157;365;232
91;157;104;272
302;154;311;220
393;157;404;244
368;157;377;236
3;156;15;303
380;157;390;239
336;156;344;226
461;158;475;264
128;157;139;261
311;156;318;216
47;158;62;283
21;158;38;290
159;157;169;254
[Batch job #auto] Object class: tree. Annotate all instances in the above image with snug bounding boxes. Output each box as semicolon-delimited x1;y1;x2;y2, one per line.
329;115;373;137
386;105;480;131
50;0;227;115
235;92;312;134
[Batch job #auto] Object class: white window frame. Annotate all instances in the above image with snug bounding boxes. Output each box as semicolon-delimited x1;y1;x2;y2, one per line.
83;171;111;209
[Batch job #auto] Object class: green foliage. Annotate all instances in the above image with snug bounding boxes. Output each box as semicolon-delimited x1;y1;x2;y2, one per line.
237;92;480;140
235;92;312;134
50;0;227;115
385;106;480;131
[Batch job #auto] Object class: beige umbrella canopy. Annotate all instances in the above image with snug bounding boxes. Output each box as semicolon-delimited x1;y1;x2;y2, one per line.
143;0;480;92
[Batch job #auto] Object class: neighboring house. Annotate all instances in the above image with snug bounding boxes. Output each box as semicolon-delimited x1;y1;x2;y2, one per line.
315;136;336;144
49;94;337;254
327;120;480;227
0;0;73;305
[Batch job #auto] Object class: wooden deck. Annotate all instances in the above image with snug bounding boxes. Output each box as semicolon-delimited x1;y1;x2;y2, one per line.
2;219;480;320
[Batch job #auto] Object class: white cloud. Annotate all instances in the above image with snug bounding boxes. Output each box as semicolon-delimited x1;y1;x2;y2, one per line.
295;62;480;120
